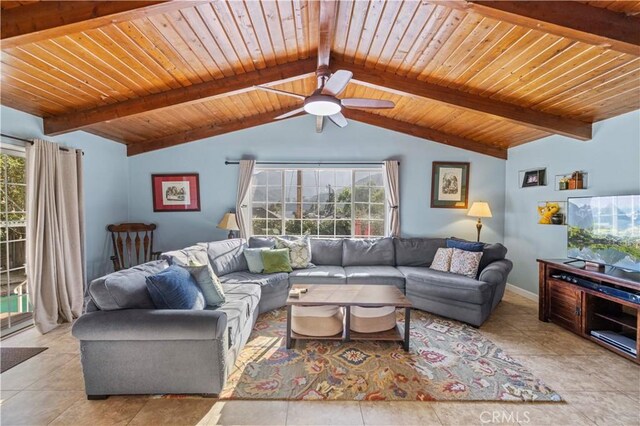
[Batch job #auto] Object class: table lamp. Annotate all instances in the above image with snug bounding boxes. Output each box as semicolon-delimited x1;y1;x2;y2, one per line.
467;202;492;242
217;212;239;239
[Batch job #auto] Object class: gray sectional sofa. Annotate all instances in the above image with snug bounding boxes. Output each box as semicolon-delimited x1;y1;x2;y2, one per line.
72;236;512;398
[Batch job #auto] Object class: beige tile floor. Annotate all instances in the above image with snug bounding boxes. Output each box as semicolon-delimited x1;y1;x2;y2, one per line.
1;290;638;426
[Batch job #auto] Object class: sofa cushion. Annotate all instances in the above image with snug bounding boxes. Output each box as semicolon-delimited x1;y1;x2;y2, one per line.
243;247;270;273
430;248;453;272
199;239;248;276
449;248;483;278
248;237;276;249
289;266;347;285
88;259;168;311
181;262;226;307
217;283;261;348
393;238;447;267
344;266;406;289
275;236;312;269
310;238;344;265
446;238;484;252
219;271;290;291
262;248;293;273
342;238;395;267
448;237;508;273
400;267;491;305
160;245;210;268
145;265;205;310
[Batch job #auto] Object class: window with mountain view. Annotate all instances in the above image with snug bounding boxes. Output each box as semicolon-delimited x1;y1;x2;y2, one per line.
250;168;386;238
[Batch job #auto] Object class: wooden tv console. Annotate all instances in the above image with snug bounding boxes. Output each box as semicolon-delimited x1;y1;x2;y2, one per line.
538;259;640;364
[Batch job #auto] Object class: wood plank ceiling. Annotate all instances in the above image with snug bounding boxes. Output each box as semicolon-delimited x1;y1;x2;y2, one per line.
1;1;639;159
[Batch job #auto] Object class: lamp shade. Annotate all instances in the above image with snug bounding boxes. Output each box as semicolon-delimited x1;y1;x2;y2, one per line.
467;202;492;218
217;212;239;231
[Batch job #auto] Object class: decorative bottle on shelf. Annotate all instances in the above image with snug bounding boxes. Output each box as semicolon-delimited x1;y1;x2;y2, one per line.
559;177;569;190
571;171;584;189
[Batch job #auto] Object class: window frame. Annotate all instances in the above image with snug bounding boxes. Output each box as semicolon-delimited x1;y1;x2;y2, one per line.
0;150;31;336
249;167;387;238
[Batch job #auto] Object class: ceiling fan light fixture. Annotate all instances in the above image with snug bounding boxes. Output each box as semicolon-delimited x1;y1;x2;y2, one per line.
303;95;341;116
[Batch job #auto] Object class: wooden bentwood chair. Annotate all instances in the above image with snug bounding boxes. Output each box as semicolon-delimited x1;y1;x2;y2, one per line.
107;223;161;271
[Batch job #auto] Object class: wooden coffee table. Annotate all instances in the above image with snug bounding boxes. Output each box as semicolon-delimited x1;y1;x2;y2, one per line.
285;284;412;351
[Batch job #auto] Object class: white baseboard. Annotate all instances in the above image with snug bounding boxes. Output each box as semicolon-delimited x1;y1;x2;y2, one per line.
506;283;538;301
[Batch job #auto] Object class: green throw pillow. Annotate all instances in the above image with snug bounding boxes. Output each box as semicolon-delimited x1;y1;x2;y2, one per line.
261;248;293;274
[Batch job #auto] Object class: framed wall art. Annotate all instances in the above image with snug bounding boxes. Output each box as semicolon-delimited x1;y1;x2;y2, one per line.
430;162;470;209
152;173;201;212
520;168;546;188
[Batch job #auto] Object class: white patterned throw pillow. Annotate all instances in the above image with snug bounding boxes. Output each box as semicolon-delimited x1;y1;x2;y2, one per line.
449;248;483;278
430;248;453;272
275;236;312;269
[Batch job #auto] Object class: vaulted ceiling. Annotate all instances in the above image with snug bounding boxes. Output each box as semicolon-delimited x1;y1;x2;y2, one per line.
1;1;639;159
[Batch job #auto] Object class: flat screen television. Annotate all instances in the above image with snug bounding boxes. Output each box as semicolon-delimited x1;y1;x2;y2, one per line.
567;195;640;272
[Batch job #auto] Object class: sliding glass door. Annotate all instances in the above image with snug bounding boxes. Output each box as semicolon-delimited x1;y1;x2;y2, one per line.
0;151;31;336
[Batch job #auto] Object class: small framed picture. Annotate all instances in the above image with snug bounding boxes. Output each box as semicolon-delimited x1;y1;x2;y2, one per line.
431;162;470;209
522;169;545;187
152;173;200;212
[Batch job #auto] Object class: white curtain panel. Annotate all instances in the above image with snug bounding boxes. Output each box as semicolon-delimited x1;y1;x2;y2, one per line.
383;160;400;237
26;139;85;334
236;159;255;239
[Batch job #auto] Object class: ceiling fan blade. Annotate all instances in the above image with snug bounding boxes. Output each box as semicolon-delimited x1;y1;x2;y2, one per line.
328;112;348;128
341;98;395;109
254;85;306;100
321;70;352;96
274;107;306;120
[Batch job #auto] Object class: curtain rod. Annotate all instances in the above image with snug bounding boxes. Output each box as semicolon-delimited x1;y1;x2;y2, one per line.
1;133;84;155
225;160;396;166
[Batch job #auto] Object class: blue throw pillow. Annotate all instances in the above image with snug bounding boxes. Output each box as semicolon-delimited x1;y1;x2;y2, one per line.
446;238;484;252
145;265;205;310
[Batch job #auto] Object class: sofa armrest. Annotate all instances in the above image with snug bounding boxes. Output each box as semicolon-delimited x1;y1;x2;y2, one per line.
478;259;513;286
72;309;227;342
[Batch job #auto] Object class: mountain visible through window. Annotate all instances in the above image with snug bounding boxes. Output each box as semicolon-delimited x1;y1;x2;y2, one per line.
250;168;386;238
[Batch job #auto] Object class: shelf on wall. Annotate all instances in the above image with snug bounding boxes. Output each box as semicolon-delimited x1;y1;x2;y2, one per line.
537;201;567;225
555;171;588;191
518;168;546;188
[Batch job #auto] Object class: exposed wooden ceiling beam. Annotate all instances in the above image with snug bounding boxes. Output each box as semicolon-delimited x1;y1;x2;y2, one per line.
318;0;337;70
315;0;338;133
1;1;207;49
344;110;508;159
332;58;592;140
127;107;301;156
441;1;640;56
44;58;317;135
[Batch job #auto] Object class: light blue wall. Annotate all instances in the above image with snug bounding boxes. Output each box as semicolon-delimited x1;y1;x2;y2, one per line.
1;106;130;281
128;115;507;252
504;110;640;294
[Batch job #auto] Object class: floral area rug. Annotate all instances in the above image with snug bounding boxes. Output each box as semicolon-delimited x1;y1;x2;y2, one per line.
219;308;562;402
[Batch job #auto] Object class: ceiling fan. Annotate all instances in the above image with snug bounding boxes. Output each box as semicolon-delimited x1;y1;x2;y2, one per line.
254;69;395;128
